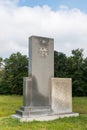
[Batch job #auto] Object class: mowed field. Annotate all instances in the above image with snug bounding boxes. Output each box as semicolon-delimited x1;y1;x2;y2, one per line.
0;96;87;130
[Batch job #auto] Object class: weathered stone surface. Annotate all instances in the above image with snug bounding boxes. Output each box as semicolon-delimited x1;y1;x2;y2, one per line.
16;77;32;117
51;78;72;114
14;36;79;121
29;36;54;107
23;77;32;106
15;36;54;117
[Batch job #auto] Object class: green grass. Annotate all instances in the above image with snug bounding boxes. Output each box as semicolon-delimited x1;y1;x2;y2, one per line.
0;115;87;130
0;96;87;130
73;97;87;114
0;95;22;117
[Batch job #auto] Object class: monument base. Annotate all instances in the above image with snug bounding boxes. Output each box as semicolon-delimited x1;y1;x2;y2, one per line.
16;106;52;117
12;112;79;122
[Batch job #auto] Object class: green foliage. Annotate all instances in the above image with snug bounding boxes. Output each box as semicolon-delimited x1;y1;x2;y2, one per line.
0;52;28;95
0;57;3;67
54;48;87;96
54;51;67;77
0;49;87;96
0;57;4;81
66;49;84;96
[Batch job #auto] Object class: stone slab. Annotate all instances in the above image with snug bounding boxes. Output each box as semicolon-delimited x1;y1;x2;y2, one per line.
12;113;79;122
51;78;72;114
29;36;54;107
23;77;32;106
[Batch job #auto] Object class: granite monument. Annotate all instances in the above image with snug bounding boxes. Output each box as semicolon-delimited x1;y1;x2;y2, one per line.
13;36;79;121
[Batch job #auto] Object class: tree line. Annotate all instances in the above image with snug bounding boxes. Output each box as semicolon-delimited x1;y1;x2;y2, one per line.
0;49;87;96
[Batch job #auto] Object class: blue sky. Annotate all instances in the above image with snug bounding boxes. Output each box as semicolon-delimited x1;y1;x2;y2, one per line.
18;0;87;12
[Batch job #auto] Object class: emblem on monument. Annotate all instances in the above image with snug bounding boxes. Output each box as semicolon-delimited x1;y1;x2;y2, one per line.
39;39;49;57
39;47;48;57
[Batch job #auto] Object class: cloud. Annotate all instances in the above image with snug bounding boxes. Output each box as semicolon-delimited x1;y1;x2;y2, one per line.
0;1;87;58
0;0;19;5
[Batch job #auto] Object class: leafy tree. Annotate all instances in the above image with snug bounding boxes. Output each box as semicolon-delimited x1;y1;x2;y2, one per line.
54;50;67;77
82;57;87;96
0;57;4;81
0;49;87;96
0;52;28;95
0;57;3;67
67;49;84;96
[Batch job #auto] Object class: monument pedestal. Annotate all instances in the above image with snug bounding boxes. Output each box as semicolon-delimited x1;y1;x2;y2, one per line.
13;77;79;122
12;112;79;122
16;106;52;117
15;76;53;119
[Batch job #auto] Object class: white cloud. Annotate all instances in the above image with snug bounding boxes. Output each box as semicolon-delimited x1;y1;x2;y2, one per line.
0;0;19;5
0;1;87;58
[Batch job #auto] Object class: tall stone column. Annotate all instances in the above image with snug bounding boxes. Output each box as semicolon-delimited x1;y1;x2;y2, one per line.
29;36;54;107
16;36;54;117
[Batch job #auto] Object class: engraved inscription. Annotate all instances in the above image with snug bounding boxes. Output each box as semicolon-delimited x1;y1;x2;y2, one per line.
39;47;48;57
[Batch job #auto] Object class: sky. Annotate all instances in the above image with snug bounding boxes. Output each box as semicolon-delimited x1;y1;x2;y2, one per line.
0;0;87;58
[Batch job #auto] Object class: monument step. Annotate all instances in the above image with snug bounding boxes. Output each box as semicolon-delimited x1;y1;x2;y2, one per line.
16;110;30;117
20;106;51;112
16;109;52;117
30;110;52;115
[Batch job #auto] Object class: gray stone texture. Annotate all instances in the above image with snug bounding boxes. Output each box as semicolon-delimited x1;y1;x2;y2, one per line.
51;78;72;114
12;112;79;122
23;77;32;106
16;77;32;117
14;35;79;120
16;36;54;117
29;36;54;107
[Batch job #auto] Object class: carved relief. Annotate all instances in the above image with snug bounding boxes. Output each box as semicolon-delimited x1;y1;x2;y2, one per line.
39;47;48;57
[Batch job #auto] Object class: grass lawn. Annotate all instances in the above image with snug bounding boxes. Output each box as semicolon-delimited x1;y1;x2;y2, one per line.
0;96;87;130
73;97;87;114
0;95;22;117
